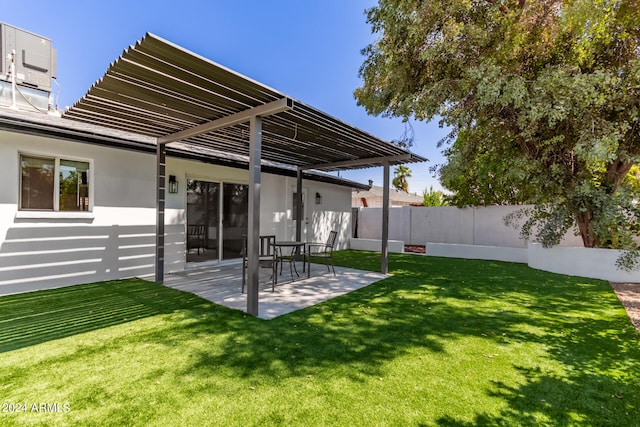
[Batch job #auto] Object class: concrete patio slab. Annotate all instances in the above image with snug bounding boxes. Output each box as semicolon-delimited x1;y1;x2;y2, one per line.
161;262;388;319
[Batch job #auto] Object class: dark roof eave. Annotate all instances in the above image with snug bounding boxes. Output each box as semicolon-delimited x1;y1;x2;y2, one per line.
0;111;369;190
0;113;157;153
166;147;370;190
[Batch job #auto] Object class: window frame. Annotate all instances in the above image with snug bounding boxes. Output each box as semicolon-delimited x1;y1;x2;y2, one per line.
19;152;94;214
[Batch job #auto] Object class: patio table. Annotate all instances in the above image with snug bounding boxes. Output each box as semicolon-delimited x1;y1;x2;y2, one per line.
272;241;308;279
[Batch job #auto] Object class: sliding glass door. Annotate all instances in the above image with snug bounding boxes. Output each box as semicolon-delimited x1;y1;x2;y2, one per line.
186;180;248;263
186;180;220;263
221;183;248;260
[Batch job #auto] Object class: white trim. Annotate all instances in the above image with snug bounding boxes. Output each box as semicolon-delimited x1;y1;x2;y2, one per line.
54;157;60;209
15;211;95;220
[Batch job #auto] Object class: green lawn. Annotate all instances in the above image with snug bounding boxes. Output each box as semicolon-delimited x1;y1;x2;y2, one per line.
1;251;638;426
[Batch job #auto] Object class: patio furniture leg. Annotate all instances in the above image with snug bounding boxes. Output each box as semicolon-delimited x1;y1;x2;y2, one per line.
242;258;246;293
276;245;300;281
307;230;337;277
271;259;277;292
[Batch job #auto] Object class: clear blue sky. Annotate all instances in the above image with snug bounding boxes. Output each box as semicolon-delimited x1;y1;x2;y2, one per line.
4;0;449;192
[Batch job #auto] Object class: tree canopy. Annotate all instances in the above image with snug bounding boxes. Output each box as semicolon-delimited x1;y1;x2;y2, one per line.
392;165;412;192
422;186;449;206
355;0;640;263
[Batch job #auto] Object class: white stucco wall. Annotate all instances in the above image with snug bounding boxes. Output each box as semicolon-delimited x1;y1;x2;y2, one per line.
424;242;640;282
357;207;406;242
308;181;353;250
0;130;353;295
1;130;164;294
349;238;405;253
358;205;584;247
425;243;529;263
527;243;640;282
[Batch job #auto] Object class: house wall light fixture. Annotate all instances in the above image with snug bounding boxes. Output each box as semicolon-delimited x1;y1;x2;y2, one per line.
168;175;178;193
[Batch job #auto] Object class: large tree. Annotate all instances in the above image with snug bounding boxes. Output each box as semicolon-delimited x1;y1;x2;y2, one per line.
392;165;412;192
355;0;640;261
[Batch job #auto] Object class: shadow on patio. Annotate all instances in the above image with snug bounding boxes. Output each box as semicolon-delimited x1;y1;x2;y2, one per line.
162;262;388;319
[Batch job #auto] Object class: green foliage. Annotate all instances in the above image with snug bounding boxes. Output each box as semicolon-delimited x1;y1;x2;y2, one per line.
439;129;537;206
625;165;640;197
422;185;448;206
59;170;78;195
356;0;640;265
392;164;412;192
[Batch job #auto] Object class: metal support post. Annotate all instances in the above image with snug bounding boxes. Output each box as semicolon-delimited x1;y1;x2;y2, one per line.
381;161;390;274
247;115;262;316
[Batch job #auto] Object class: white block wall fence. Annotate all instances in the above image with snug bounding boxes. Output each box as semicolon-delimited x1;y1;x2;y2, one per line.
527;243;640;283
355;205;640;283
356;205;584;247
349;238;404;253
425;243;528;263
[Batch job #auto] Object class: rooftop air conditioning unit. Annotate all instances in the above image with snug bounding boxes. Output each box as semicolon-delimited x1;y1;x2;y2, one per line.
0;22;57;110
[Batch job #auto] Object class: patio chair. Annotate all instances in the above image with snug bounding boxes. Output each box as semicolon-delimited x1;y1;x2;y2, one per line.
241;235;277;293
187;224;206;255
307;230;337;276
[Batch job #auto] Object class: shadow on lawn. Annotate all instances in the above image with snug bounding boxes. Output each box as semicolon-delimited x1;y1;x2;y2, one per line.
0;279;202;353
179;252;640;423
2;252;638;425
436;365;639;426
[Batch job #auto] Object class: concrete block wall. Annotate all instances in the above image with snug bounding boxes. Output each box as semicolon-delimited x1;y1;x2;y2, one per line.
356;205;639;282
357;205;584;248
424;242;640;282
527;243;640;283
349;238;405;253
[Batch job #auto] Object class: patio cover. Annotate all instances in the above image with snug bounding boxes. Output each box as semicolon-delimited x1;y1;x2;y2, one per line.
62;33;426;316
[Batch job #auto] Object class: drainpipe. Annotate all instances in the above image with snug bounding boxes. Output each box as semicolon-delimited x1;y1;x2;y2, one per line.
9;49;18;110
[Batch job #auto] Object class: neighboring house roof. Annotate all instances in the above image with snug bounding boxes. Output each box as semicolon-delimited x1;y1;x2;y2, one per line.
0;107;370;190
352;185;423;207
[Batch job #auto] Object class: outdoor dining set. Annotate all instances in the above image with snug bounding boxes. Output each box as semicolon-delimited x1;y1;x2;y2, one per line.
241;231;338;293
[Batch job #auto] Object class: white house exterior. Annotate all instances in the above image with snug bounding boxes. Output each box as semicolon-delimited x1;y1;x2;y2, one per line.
0;28;424;312
0;111;363;296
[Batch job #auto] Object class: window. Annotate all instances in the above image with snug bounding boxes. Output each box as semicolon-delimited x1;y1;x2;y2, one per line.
20;154;91;211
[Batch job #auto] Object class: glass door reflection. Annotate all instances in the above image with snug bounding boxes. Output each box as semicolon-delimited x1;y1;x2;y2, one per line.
222;183;248;260
186;180;220;263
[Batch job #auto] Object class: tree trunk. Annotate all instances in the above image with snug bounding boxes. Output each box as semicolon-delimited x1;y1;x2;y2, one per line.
575;210;598;248
604;159;633;190
575;159;632;248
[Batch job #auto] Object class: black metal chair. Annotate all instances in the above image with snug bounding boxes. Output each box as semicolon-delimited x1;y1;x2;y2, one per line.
307;230;337;276
241;235;277;293
187;224;206;255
